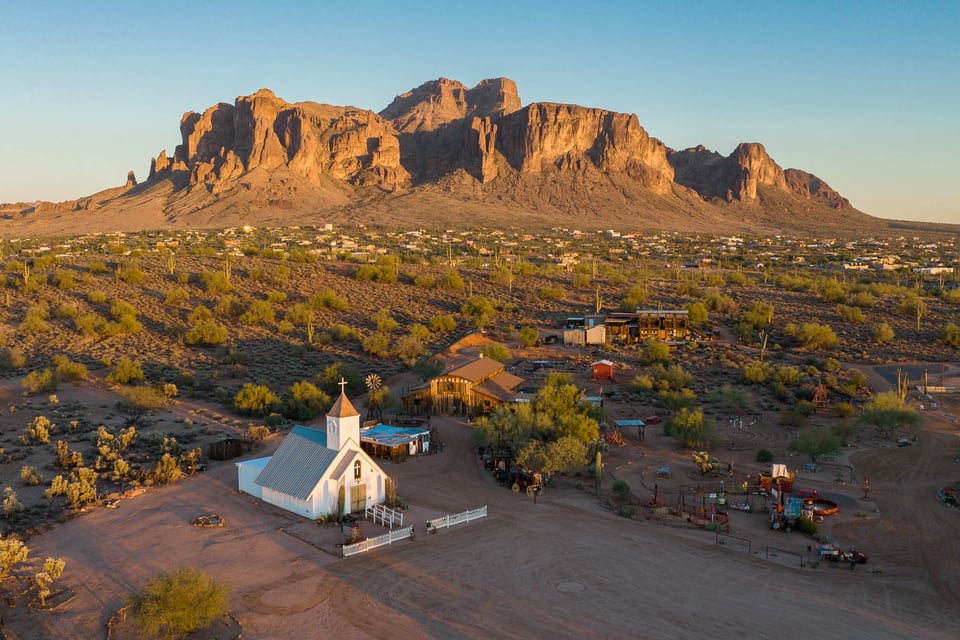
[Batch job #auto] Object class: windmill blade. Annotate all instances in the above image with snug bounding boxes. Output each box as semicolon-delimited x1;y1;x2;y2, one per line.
365;373;382;390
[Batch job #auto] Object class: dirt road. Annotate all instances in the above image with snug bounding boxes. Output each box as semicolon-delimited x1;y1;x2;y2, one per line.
6;402;960;639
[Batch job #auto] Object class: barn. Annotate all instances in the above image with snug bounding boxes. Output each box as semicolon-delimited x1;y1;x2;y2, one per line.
400;355;524;417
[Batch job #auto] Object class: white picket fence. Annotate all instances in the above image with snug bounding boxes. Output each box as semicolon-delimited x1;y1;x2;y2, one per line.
342;525;414;558
426;505;488;532
366;503;404;529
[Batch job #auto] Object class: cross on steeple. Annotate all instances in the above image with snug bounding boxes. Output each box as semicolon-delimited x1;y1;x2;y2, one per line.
339;377;348;395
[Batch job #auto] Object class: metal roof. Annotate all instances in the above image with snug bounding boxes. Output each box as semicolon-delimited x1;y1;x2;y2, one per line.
360;424;429;448
444;356;504;383
254;425;338;500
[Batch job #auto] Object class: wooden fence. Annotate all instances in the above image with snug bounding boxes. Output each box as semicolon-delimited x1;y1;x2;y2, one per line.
342;526;414;558
426;506;488;533
366;503;404;529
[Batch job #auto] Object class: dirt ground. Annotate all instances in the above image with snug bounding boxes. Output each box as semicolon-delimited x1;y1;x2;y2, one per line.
3;356;960;639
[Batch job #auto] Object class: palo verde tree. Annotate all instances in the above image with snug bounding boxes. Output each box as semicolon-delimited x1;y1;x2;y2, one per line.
858;389;922;438
788;428;842;463
128;567;230;638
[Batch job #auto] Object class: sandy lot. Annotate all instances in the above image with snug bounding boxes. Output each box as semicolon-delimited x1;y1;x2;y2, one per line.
1;383;958;639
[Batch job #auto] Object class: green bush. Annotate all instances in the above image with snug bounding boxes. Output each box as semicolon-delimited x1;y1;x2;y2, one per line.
129;567;229;637
616;505;637;519
756;448;773;463
796;516;818;536
612;479;631;499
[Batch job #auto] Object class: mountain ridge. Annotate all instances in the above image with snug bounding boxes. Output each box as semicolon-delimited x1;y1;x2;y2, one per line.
1;77;896;237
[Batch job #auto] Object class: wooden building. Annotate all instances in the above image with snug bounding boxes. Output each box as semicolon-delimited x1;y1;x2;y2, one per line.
604;309;690;344
400;356;524;416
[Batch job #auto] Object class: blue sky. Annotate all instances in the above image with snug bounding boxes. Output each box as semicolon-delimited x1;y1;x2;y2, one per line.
1;0;957;224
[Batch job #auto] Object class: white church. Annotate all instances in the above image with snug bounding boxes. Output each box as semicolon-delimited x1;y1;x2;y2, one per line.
236;384;388;519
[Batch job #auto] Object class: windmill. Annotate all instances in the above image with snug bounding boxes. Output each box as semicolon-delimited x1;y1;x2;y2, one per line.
365;373;383;422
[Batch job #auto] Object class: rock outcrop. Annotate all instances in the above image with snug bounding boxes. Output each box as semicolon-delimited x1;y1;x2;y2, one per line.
784;168;851;209
152;89;409;192
669;142;847;206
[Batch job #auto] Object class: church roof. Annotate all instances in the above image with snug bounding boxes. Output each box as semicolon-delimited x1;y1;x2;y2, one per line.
254;425;338;500
444;356;504;383
328;392;360;418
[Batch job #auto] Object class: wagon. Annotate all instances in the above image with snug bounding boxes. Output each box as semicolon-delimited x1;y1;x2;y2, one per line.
511;471;544;497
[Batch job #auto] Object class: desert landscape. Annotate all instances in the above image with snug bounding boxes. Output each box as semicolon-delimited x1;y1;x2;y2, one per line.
0;318;958;638
0;27;957;638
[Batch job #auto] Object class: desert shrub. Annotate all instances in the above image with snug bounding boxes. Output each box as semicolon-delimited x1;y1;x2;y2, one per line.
283;381;330;421
53;355;88;381
703;289;738;315
830;402;857;418
0;347;28;371
233;384;281;417
874;322;895;344
940;322;960;348
851;291;876;308
616;505;637;519
627;375;654;393
838;305;865;323
128;568;229;637
20;466;43;486
440;269;465;290
413;273;435;288
480;343;511;361
88;290;107;304
120;264;146;284
106;357;145;385
164;288;191;306
307;288;348;311
52;303;79;320
362;332;391;357
20;416;53;444
213;295;244;318
51;269;76;290
373;309;399;333
685;301;708;325
643;340;671;365
23;368;59;394
538;286;566;301
429;314;457;332
796;516;818;536
200;270;232;293
618;285;648;311
518;326;539;347
239;300;275;325
612;479;631;499
185;320;228;346
756;448;773;463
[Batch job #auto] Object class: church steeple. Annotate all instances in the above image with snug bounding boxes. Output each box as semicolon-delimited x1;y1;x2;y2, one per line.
326;377;360;451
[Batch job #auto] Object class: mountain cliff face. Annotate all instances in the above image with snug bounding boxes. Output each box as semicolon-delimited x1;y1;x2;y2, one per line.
151;89;408;193
668;142;851;209
3;76;870;236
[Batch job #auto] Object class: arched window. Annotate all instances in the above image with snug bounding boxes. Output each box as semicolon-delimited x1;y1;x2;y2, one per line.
353;460;361;480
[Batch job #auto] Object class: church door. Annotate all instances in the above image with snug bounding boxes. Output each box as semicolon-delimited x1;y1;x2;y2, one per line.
350;484;366;512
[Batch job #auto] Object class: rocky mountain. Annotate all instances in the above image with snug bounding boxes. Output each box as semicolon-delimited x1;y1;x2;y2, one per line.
1;77;881;237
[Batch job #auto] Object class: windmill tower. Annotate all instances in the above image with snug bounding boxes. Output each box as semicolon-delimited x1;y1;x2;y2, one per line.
365;373;383;422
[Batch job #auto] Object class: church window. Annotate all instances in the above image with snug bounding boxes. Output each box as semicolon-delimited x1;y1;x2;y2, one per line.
354;460;361;479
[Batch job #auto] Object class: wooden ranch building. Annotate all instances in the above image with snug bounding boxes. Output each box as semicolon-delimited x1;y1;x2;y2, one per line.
604;309;690;344
400;356;524;417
